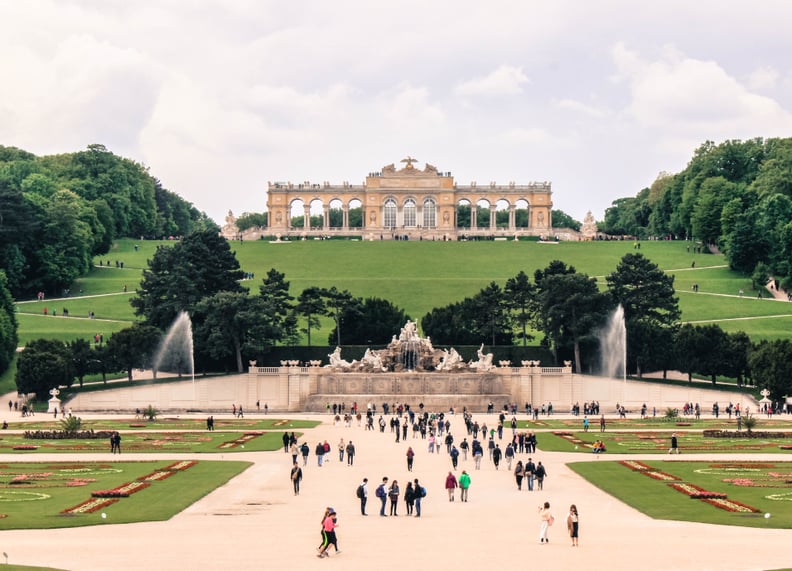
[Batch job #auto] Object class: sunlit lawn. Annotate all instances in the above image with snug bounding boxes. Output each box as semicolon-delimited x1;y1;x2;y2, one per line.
0;460;250;530
569;460;792;528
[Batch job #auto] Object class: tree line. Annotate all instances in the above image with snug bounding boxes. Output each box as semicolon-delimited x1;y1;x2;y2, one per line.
600;137;792;292
14;230;792;402
0;144;215;298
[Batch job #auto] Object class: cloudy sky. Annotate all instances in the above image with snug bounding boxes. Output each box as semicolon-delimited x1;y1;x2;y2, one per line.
2;0;792;225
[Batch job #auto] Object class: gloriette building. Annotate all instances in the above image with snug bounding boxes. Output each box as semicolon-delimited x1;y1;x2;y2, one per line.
262;157;553;240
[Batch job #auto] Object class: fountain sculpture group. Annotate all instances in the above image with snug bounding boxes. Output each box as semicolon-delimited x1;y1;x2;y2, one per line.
326;320;494;373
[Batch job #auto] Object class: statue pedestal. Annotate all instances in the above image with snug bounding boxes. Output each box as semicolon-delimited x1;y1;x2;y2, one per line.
47;397;61;413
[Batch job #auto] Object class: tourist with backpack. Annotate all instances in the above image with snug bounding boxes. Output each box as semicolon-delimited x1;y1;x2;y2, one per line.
413;478;425;517
356;478;368;515
376;477;389;516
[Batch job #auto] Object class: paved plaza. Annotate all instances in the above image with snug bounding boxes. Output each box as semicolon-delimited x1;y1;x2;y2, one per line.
1;408;791;571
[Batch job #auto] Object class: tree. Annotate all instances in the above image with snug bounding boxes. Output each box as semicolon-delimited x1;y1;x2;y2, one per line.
536;272;611;371
296;286;326;346
674;324;702;383
551;209;581;231
258;269;298;346
194;291;266;373
505;271;535;346
331;297;410;345
132;229;244;329
471;282;512;346
15;339;74;397
321;287;362;346
606;253;680;376
421;298;481;345
0;270;17;375
105;324;161;381
748;340;792;401
68;338;93;387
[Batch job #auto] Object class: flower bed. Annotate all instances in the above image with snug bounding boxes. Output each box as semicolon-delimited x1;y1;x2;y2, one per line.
703;430;792;439
701;497;760;513
165;460;197;471
12;445;38;450
62;497;118;515
91;481;149;498
218;432;263;449
619;460;652;471
668;482;727;499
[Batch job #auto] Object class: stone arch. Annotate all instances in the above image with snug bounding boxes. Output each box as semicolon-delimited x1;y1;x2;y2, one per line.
403;197;417;227
328;198;344;229
515;198;530;229
476;198;492;229
456;198;472;229
348;198;363;229
289;198;306;229
495;199;511;229
309;198;324;230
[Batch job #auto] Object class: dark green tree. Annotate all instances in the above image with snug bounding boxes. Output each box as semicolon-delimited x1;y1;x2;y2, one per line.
331;297;410;345
68;338;94;387
296;286;326;346
606;253;680;376
321;287;362;346
748;340;792;402
15;339;74;397
505;271;535;346
0;271;17;375
105;324;161;381
131;230;244;329
551;209;581;231
258;269;298;345
471;282;512;346
536;272;611;371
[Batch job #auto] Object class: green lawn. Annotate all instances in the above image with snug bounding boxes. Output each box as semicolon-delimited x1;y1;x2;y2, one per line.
0;460;250;530
569;460;792;528
539;428;792;455
12;238;792;346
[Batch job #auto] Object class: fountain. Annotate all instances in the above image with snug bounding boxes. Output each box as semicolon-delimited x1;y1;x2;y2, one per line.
599;305;626;380
152;311;194;381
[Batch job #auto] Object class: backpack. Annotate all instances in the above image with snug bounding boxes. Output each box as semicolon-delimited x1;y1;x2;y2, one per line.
420;486;427;498
356;484;364;499
376;484;386;498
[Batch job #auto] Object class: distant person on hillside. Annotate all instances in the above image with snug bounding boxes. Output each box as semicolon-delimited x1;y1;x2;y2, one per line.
668;433;680;454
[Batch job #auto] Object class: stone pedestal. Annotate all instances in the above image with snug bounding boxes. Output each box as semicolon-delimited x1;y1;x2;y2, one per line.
47;396;61;414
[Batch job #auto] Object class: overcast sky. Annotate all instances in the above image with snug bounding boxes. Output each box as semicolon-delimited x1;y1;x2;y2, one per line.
2;1;792;225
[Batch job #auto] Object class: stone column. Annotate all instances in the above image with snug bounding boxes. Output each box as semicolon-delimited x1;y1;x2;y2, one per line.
303;204;310;231
489;208;496;230
471;204;477;231
509;205;516;231
342;205;349;230
323;205;330;230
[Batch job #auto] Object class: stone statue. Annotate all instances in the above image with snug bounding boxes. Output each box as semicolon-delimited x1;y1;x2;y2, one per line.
401;156;418;170
361;348;386;372
437;347;463;371
326;346;352;370
469;343;494;371
424;163;438;174
399;320;419;341
382;163;396;174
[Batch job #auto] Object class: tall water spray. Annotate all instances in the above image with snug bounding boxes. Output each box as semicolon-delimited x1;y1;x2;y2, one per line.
599;305;626;380
152;311;194;381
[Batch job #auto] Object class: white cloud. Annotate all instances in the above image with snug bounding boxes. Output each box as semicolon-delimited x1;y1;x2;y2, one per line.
454;65;530;97
747;65;781;90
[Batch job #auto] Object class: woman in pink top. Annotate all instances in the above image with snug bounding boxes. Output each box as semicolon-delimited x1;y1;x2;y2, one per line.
538;501;554;543
317;508;340;558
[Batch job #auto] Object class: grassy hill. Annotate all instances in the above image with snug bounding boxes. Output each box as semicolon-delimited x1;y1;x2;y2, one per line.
13;238;792;347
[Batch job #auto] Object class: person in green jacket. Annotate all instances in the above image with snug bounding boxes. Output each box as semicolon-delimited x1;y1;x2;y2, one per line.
458;470;471;502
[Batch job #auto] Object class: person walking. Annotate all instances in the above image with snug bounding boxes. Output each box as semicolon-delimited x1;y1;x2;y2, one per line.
315;442;325;467
290;442;299;465
338;438;345;462
357;478;368;515
300;442;310;466
445;471;458;502
525;458;536;491
514;460;524;490
406;446;415;471
450;445;459;470
504;442;514;470
413;478;424;517
460;437;469;461
600;414;606;432
567;504;580;546
388;480;400;516
290;461;303;495
458;470;471;502
473;441;483;470
346;441;356;466
583;416;589;432
535;461;547;490
376;477;389;516
668;433;680;454
317;507;340;558
492;443;502;470
538;501;554;544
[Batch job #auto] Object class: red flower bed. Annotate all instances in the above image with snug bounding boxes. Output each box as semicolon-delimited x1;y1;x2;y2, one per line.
12;445;38;450
668;482;727;499
62;497;119;515
91;481;150;498
701;497;760;513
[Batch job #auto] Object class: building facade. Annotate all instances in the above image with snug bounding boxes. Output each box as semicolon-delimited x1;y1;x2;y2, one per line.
264;157;553;240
